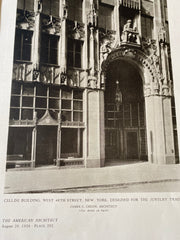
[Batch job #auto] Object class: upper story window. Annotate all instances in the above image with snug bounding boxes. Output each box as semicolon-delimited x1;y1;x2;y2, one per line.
141;15;154;39
68;0;82;22
40;34;59;65
17;0;34;11
14;29;33;62
99;4;114;30
42;0;60;17
67;39;83;68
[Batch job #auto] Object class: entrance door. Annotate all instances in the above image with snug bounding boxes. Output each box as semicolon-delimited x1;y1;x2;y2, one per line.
125;131;139;159
105;129;121;160
36;126;57;166
104;59;147;164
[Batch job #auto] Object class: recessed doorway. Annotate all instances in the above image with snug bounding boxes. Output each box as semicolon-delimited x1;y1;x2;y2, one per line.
105;59;147;164
36;126;57;166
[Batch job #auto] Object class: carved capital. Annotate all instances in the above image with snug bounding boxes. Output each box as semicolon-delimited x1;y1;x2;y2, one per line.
88;75;97;89
41;15;61;35
16;9;35;30
67;20;85;40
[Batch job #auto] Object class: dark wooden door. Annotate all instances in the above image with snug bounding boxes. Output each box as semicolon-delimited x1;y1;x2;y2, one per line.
36;126;57;166
126;131;139;159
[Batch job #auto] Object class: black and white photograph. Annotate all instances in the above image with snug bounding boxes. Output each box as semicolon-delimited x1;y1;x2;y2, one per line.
3;0;180;194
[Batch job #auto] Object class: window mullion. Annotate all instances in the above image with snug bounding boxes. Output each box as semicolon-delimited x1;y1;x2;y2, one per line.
21;32;24;60
19;85;23;120
73;42;75;67
47;87;49;110
33;86;36;118
48;38;51;63
72;90;73;122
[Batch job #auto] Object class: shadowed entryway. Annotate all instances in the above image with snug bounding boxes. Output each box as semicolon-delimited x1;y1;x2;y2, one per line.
36;126;57;166
105;59;148;164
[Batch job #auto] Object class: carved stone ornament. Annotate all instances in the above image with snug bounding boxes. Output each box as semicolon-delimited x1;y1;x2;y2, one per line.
38;109;58;126
142;38;165;90
40;65;60;84
88;75;97;89
16;9;35;30
99;30;116;66
41;15;61;35
121;20;140;45
101;39;172;97
158;24;167;44
62;4;68;20
33;68;40;81
87;3;97;28
67;69;80;87
67;20;85;40
60;72;67;85
142;38;157;56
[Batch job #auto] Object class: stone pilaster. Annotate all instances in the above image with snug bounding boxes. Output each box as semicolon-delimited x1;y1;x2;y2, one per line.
60;0;67;78
145;94;175;164
114;0;120;46
32;0;41;81
86;89;105;167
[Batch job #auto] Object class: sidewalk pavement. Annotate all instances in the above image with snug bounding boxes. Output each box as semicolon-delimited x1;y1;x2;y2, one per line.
4;162;180;193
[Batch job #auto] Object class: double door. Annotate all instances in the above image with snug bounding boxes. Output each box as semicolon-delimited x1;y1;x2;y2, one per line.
105;128;142;162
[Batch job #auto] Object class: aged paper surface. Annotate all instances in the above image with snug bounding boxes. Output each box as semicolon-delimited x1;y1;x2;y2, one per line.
0;0;180;239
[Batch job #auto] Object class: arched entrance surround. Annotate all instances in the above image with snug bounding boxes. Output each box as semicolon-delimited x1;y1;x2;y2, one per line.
101;46;176;165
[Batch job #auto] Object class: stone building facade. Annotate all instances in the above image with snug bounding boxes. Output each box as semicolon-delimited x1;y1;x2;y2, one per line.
6;0;179;169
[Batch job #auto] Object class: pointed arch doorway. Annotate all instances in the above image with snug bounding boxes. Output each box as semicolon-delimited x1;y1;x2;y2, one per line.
105;59;148;165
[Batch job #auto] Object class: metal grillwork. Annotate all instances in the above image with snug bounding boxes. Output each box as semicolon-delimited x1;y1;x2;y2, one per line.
120;0;140;10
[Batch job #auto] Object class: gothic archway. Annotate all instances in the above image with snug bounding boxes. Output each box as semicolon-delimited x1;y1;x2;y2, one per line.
104;57;148;164
100;45;174;165
101;46;163;97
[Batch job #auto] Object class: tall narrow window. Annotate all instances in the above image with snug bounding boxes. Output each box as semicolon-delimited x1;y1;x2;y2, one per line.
99;4;114;30
67;39;83;68
68;0;82;22
40;34;59;65
42;0;59;17
141;16;154;39
14;29;33;61
17;0;34;11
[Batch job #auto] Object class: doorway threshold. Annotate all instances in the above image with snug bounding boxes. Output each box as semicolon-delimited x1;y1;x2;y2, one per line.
34;165;57;170
105;159;147;167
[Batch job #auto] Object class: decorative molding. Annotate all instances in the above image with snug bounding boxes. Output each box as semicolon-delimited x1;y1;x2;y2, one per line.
41;15;61;35
13;63;33;82
38;109;58;126
60;72;67;85
9;119;35;126
40;65;60;84
67;20;85;40
88;75;97;89
62;4;68;20
87;3;97;28
16;9;35;30
119;0;140;10
33;68;40;81
158;24;167;45
101;46;172;97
